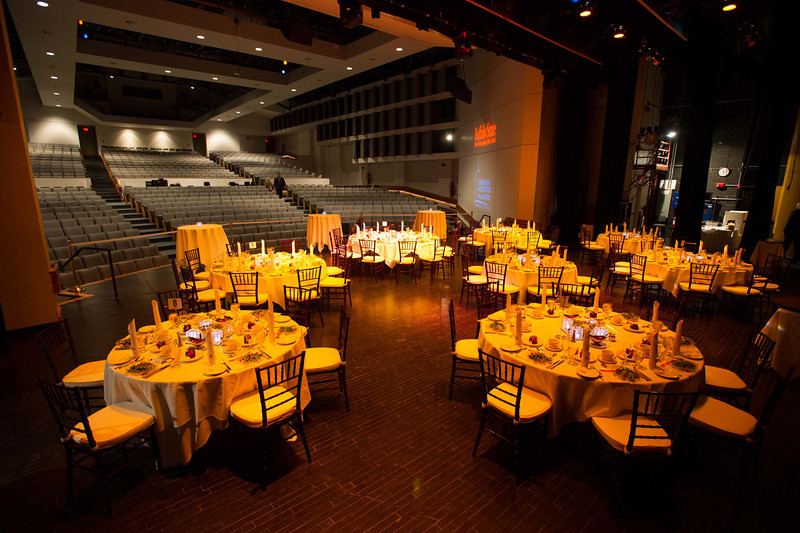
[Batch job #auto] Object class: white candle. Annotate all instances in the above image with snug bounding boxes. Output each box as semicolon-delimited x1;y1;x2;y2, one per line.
237;242;241;255
401;221;404;231
593;289;600;312
515;307;523;345
563;248;568;263
206;333;215;366
151;299;162;330
581;328;591;368
261;239;265;256
649;329;658;370
267;294;276;343
214;291;221;313
292;240;296;255
673;319;683;355
652;301;659;324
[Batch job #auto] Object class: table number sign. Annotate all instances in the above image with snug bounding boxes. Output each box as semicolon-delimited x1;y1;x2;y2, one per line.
168;297;183;311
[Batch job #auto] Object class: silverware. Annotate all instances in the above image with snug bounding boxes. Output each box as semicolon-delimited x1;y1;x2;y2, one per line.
548;359;564;370
636;370;652;382
223;362;232;373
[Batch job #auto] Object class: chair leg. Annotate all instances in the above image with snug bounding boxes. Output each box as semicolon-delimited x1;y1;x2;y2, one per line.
94;455;112;516
339;367;350;411
449;356;457;401
65;447;74;509
150;426;162;472
473;408;488;457
294;417;312;462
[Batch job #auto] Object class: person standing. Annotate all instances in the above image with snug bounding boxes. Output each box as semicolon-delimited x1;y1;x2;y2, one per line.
272;172;286;199
784;202;800;264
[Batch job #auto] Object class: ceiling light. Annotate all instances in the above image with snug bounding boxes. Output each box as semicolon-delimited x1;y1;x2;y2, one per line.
50;75;58;79
396;47;403;52
190;86;195;89
346;66;353;70
165;70;172;73
283;60;288;65
580;8;592;17
612;25;626;39
13;67;17;71
46;51;55;56
578;1;593;17
37;1;49;7
54;92;59;95
255;47;262;51
722;3;737;11
236;111;241;114
56;104;61;107
446;133;453;141
212;77;218;80
259;101;265;104
291;88;297;92
109;75;114;79
667;131;677;138
217;118;221;121
281;69;286;75
196;35;205;39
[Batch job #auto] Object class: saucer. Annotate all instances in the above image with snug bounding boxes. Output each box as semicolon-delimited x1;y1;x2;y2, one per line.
654;368;680;380
623;324;645;333
108;351;133;365
274;314;291;323
500;340;524;352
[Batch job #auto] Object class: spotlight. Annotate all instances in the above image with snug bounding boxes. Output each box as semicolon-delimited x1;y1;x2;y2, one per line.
722;3;737;11
339;0;363;29
667;131;677;138
612;25;626;39
578;1;593;17
454;31;473;60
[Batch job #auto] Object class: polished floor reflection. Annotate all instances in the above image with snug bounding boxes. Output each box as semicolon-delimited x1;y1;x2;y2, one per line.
2;258;799;531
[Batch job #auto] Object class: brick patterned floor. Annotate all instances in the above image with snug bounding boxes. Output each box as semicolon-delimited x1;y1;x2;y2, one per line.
2;258;799;531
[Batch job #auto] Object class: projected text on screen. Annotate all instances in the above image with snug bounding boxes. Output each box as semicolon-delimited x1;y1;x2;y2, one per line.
474;159;490;209
474;121;496;147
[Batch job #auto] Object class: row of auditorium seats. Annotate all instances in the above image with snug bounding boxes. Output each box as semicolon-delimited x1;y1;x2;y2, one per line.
102;147;237;179
211;151;318;180
38;188;170;287
29;143;86;178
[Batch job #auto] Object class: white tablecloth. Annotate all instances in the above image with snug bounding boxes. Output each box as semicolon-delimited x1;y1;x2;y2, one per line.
104;310;310;466
209;254;328;309
482;255;578;301
347;232;436;268
761;308;800;380
176;224;230;267
596;232;648;254
306;214;342;252
479;307;705;433
412;210;447;239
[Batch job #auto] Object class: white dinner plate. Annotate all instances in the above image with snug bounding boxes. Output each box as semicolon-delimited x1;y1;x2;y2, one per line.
654;368;680;380
181;350;204;363
277;336;297;345
544;345;562;352
677;349;703;361
274;314;291;323
138;325;156;333
623;324;645;333
488;310;506;321
523;336;543;347
108;351;133;365
544;310;562;318
500;340;524;352
576;367;601;379
203;364;227;376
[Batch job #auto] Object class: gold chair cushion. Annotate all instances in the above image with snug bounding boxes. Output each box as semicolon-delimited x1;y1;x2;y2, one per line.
229;386;296;428
591;414;670;455
305;347;344;373
72;402;154;450
487;382;552;423
62;360;105;388
688;395;756;439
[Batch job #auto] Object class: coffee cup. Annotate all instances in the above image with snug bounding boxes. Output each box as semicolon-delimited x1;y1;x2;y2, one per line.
601;349;614;363
548;338;560;350
611;315;623;325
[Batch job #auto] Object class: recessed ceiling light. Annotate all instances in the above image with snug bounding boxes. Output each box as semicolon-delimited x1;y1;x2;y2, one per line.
196;35;205;39
13;67;17;71
46;51;55;56
217;118;221;121
396;47;403;52
165;69;172;73
259;101;265;104
291;88;297;92
212;77;218;80
109;75;114;79
579;8;592;17
190;86;195;89
50;75;58;79
255;47;262;52
236;111;241;114
56;104;61;107
346;66;353;70
54;92;59;95
722;3;737;11
37;1;49;7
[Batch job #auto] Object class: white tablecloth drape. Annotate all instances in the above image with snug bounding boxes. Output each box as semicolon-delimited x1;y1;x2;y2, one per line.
481;256;578;300
176;224;230;266
347;234;436;268
761;308;800;380
104;312;310;467
306;214;342;251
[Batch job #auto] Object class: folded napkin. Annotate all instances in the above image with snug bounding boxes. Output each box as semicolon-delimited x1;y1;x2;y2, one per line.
151;300;162;331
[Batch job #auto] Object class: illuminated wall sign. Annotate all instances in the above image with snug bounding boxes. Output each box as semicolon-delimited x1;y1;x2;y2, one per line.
474;158;490;209
474;121;497;147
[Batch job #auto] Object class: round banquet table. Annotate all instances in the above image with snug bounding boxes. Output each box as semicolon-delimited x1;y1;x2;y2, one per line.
595;232;648;254
175;223;230;267
478;306;705;434
347;231;436;268
208;253;328;309
472;228;551;257
412;210;448;239
641;251;753;298
104;310;310;467
307;213;342;252
482;255;578;301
